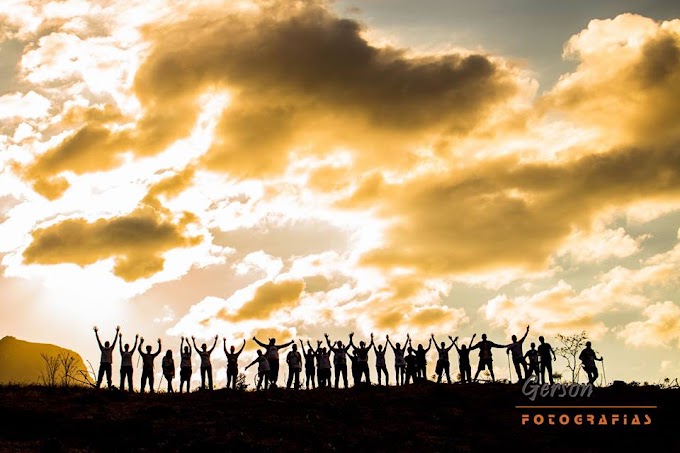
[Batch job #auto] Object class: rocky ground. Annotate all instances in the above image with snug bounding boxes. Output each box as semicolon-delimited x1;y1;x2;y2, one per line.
0;381;677;452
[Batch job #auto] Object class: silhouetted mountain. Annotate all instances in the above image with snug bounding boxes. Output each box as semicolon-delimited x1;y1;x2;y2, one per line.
0;336;87;384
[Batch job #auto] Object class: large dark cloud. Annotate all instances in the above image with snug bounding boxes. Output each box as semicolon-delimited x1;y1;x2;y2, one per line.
23;206;201;281
21;0;521;192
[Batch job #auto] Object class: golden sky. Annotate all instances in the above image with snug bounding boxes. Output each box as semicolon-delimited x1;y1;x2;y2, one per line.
2;0;680;385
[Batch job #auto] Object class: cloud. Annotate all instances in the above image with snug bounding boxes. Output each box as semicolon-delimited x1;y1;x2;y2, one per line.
545;14;680;148
619;301;680;348
17;0;523;198
0;91;50;120
557;225;648;263
22;205;202;281
219;279;305;322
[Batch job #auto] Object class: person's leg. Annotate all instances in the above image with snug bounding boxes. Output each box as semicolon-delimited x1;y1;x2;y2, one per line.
473;361;483;381
489;363;495;382
149;372;155;393
342;366;348;388
127;369;133;392
513;358;523;381
445;362;451;383
120;369;126;391
105;364;112;389
208;365;213;390
546;362;554;384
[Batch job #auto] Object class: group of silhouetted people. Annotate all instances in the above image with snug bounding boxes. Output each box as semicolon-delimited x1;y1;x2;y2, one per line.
93;325;605;392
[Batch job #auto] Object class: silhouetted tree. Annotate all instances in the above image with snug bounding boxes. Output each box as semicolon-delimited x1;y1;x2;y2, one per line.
554;331;588;383
39;353;60;387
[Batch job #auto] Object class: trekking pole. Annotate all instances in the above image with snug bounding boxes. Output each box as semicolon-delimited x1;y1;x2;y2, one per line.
601;358;607;386
507;352;512;383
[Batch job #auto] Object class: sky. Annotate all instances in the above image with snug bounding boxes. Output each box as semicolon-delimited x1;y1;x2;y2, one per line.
1;0;680;388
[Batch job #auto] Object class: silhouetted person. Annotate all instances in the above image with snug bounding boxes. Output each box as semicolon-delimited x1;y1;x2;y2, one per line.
300;340;316;389
579;341;603;385
350;332;374;385
138;337;162;393
471;333;507;382
453;335;475;383
525;342;539;381
245;350;270;391
224;338;246;390
162;349;175;392
192;335;218;390
432;334;455;384
386;334;409;385
118;333;138;392
347;350;359;385
372;338;389;385
326;333;350;388
286;344;303;389
414;338;432;381
179;337;192;393
404;346;417;384
253;336;294;388
314;343;332;388
537;336;557;384
506;325;530;383
94;325;119;389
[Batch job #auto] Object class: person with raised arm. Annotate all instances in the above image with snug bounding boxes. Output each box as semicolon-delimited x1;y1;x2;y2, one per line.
286;343;303;390
537;336;557;384
137;337;162;393
94;325;119;389
347;349;359;385
471;333;507;382
224;338;246;390
431;334;456;384
252;336;294;388
349;332;374;385
162;349;175;393
300;340;317;389
192;335;218;391
245;349;270;391
314;341;332;388
404;344;417;384
179;337;193;393
414;337;432;381
119;332;138;392
453;334;475;383
506;325;530;383
579;341;603;385
372;336;389;386
326;333;351;389
386;334;409;385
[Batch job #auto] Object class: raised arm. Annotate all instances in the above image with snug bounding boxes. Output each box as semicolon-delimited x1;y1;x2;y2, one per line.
119;333;124;354
192;336;200;353
208;335;218;353
445;336;457;351
431;334;440;351
299;339;308;355
348;332;356;349
452;337;461;353
468;334;476;349
111;326;120;348
386;335;396;351
93;326;103;349
368;333;375;349
223;338;228;356
423;338;432;352
252;336;267;348
138;337;145;354
132;334;139;353
154;339;162;356
520;325;530;343
237;339;246;355
277;338;294;350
